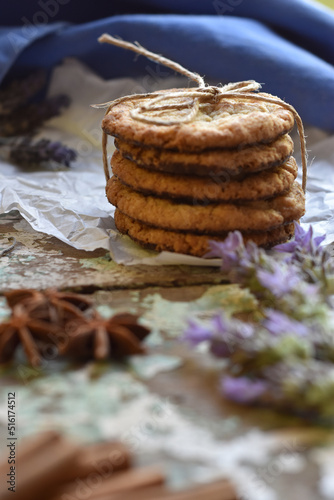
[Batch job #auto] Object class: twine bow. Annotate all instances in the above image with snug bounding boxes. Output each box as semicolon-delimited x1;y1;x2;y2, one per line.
94;34;307;191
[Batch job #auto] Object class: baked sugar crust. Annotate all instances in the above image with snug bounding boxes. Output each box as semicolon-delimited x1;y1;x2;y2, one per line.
114;210;295;257
107;178;305;233
103;91;295;152
114;134;294;176
111;151;298;203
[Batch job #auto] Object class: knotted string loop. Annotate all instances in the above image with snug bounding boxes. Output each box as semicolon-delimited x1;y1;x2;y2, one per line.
94;34;307;193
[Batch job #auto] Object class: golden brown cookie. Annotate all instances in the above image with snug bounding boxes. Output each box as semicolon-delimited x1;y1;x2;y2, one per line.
107;178;305;234
103;91;294;152
114;135;294;176
114;210;295;256
111;151;298;203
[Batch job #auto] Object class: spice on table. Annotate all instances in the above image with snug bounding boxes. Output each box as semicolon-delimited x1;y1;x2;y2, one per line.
107;478;237;500
56;466;166;500
4;288;92;325
0;305;62;367
61;312;150;361
75;440;132;477
0;431;133;500
0;431;80;500
0;288;150;366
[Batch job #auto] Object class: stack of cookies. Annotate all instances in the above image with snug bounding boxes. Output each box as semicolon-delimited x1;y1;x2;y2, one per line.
102;91;305;257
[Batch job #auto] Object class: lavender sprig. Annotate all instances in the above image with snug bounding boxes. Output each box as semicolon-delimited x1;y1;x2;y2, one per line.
274;222;326;256
274;222;334;293
0;72;77;168
206;223;329;286
9;138;77;168
0;70;46;115
0;95;70;137
221;360;334;419
263;309;310;337
221;376;269;405
206;225;332;320
263;359;334;418
185;308;334;372
184;312;314;374
185;224;334;420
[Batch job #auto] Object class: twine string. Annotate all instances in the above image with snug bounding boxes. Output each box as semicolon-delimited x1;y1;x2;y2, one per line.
96;34;307;192
98;34;205;87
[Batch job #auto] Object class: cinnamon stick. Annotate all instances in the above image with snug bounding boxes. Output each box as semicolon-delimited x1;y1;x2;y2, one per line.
58;466;165;499
75;441;132;478
0;431;80;500
104;478;236;500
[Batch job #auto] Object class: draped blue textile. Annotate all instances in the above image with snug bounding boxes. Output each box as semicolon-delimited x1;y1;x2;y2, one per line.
1;0;334;130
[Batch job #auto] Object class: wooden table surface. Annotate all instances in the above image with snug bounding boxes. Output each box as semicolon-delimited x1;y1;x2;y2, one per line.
0;210;332;500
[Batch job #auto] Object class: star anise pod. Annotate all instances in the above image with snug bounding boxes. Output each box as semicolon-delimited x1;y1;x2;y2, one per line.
4;288;92;326
60;312;150;361
4;288;41;308
0;305;63;367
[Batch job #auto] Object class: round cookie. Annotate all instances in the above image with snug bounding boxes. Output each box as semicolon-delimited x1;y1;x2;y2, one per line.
111;151;298;203
114;210;295;257
102;90;295;152
114;135;294;176
107;178;305;234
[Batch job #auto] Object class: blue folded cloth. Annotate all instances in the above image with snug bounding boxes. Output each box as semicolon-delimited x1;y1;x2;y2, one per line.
1;0;334;131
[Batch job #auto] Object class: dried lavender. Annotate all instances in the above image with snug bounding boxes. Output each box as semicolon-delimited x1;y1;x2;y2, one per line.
0;94;70;137
9;138;77;168
263;309;310;337
0;70;46;115
221;360;334;419
274;223;326;255
275;223;334;294
206;223;330;289
263;359;334;418
184;224;334;419
221;376;269;405
205;224;332;323
0;71;77;168
184;312;319;374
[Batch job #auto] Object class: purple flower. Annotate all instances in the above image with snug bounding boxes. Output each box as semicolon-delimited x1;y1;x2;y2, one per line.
206;232;245;271
263;309;310;337
256;262;300;297
183;320;213;345
274;222;325;255
183;313;254;357
208;314;244;358
211;313;254;340
210;313;229;334
209;314;254;358
207;232;265;280
221;375;268;404
241;241;261;267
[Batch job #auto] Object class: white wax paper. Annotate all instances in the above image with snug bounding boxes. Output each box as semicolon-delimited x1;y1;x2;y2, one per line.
0;59;333;265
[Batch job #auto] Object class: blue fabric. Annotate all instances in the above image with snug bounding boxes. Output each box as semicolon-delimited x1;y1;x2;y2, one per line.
1;0;334;130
